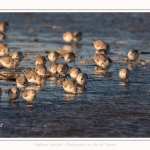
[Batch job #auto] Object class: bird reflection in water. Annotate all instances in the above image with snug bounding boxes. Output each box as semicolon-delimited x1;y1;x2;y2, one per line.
7;100;19;107
25;84;45;92
62;93;76;101
62;44;73;51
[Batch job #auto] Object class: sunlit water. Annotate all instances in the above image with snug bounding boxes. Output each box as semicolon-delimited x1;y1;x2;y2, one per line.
0;13;150;137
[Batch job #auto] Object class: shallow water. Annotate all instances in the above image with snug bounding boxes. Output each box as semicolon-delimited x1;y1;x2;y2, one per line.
0;13;150;137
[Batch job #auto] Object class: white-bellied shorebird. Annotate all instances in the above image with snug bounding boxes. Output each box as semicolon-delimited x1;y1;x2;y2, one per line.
11;51;24;63
127;49;139;61
64;52;76;65
0;22;9;32
63;79;77;94
76;72;88;88
6;87;20;101
48;63;57;76
48;51;59;63
92;39;110;54
0;56;18;70
35;55;46;65
21;89;36;104
0;43;9;57
73;31;82;43
35;64;47;77
16;74;28;88
24;68;45;85
62;31;74;43
119;68;130;83
69;67;82;79
57;63;69;77
94;53;113;70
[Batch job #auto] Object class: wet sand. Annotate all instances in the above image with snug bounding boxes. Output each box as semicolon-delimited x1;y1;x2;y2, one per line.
0;13;150;137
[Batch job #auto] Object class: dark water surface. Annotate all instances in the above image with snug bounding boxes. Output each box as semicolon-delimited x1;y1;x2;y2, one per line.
0;13;150;137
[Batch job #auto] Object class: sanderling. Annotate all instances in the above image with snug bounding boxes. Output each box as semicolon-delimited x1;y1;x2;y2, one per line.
48;51;59;63
16;74;28;88
0;22;9;32
127;49;139;61
69;67;82;79
35;55;46;65
0;56;18;70
57;63;69;77
76;72;88;88
0;43;9;57
94;53;113;70
11;51;24;63
24;68;44;85
35;64;47;77
119;68;130;82
21;89;36;104
6;87;20;101
62;31;74;43
63;80;77;94
48;63;57;76
73;31;82;43
64;52;76;65
0;87;2;100
92;39;110;54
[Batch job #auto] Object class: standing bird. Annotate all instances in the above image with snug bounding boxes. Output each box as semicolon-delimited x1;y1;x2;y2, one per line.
62;31;74;43
24;68;44;85
63;80;77;94
35;64;47;77
94;53;113;70
69;67;82;79
119;68;130;83
0;56;18;70
127;49;139;61
73;31;82;43
11;51;24;63
0;22;9;32
76;73;88;88
6;87;20;101
92;39;110;54
0;43;9;57
64;52;76;65
57;63;69;77
48;63;57;76
16;74;28;89
34;55;46;66
48;51;59;63
11;51;24;70
21;89;36;104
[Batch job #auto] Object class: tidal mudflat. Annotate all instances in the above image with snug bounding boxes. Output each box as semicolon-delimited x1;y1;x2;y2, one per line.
0;13;150;137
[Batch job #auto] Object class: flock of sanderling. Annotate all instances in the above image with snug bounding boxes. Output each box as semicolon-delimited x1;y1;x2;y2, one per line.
0;21;141;104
